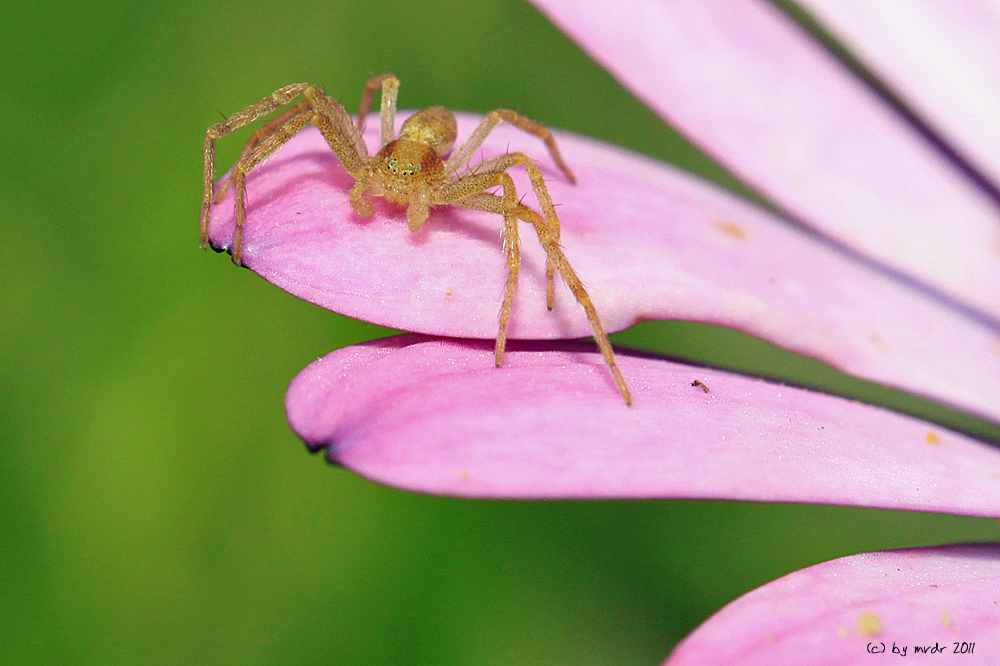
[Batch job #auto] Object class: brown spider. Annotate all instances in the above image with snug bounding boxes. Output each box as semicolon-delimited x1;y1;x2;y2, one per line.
200;74;631;405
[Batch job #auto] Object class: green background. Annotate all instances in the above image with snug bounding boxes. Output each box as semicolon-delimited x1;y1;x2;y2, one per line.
2;0;997;663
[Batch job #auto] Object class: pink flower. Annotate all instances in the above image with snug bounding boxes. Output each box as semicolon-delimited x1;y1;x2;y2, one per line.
667;544;1000;664
203;0;1000;661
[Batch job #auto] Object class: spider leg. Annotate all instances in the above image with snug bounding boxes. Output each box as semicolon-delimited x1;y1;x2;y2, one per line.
202;83;316;248
457;192;631;406
306;90;370;178
445;109;575;184
229;91;374;264
229;110;316;264
519;202;630;406
204;84;373;265
214;100;312;203
528;205;630;405
431;171;523;367
467;152;564;310
460;194;521;367
357;73;400;147
500;211;520;366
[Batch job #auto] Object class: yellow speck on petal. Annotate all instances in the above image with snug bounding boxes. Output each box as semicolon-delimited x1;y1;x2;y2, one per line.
941;611;951;627
926;431;941;444
445;289;452;296
858;612;882;637
765;632;776;644
837;626;849;638
713;218;749;240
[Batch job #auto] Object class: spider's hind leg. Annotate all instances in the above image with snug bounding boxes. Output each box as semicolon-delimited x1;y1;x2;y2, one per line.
445;109;575;184
357;73;400;147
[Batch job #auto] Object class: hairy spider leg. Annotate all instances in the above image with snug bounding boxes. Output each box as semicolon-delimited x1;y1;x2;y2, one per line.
447;111;576;310
428;170;521;379
457;194;520;367
202;83;317;248
213;100;313;203
217;86;370;206
229;111;315;263
446;109;575;184
464;151;565;310
458;192;631;406
202;84;369;264
357;73;400;147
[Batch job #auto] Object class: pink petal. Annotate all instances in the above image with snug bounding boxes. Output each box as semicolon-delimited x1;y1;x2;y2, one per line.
666;544;1000;665
207;120;1000;421
286;335;1000;516
800;0;1000;190
532;0;1000;322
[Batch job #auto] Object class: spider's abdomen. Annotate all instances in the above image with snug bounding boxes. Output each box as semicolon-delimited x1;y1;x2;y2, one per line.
376;139;446;203
399;106;457;156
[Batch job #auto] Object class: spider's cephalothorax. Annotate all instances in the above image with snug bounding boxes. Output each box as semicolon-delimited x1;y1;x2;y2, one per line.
200;74;632;405
375;107;454;205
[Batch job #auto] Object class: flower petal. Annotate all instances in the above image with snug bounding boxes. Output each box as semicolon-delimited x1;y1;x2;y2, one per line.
532;0;1000;322
665;544;1000;665
286;335;1000;516
207;119;1000;421
800;0;1000;190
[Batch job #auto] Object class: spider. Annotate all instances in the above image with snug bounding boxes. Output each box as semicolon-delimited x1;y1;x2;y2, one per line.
200;74;631;405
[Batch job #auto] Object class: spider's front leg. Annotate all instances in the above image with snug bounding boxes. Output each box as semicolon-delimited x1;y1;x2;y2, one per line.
457;194;522;368
227;110;316;263
212;100;313;204
445;109;575;184
431;171;524;368
466;151;567;310
203;84;370;265
445;110;574;305
514;202;632;406
455;189;632;406
201;83;315;249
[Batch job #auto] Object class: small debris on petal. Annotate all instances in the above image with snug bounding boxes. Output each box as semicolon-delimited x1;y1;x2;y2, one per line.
857;612;882;637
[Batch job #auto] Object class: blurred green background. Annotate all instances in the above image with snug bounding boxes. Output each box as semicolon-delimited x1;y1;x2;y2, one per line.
2;0;997;664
